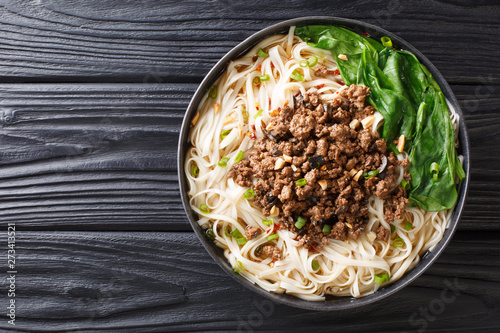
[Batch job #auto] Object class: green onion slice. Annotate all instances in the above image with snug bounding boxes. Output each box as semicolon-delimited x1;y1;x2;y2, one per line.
296;178;307;186
314;51;326;60
200;204;210;214
431;162;439;181
267;234;279;241
236;237;248;245
260;74;270;81
234;150;245;163
225;227;231;237
234;261;243;274
231;229;241;238
218;157;229;168
253;76;261;86
363;170;379;179
220;129;231;141
262;220;273;226
206;228;216;240
299;59;309;68
242;109;249;120
208;85;218;99
191;164;199;177
322;224;332;233
374;273;390;284
404;222;413;231
390;224;395;233
381;36;393;48
311;260;320;271
257;49;268;58
400;179;411;190
244;188;255;199
253;109;264;119
295;216;306;229
393;237;405;247
290;70;304;81
307;56;318;67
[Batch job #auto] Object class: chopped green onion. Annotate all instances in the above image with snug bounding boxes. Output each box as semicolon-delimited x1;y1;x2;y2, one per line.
431;162;439;182
290;70;304;81
267;234;279;241
253;76;261;86
206;228;216;240
374;273;390;284
242;109;249;120
299;56;319;68
231;229;241;238
244;188;255;199
393;237;405;247
234;150;245;163
322;224;332;233
363;170;379;179
220;129;231;141
257;49;268;58
404;222;413;231
262;220;273;226
296;178;307;186
234;261;243;274
208;85;218;99
218;157;229;168
400;179;411;190
225;227;231;237
200;204;210;214
260;74;270;81
381;36;392;48
314;51;326;60
390;224;395;233
307;56;318;67
295;216;306;229
191;164;199;177
253;109;264;119
236;236;248;245
311;260;320;271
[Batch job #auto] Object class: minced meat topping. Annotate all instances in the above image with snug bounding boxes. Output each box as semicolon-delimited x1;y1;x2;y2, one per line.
228;85;410;249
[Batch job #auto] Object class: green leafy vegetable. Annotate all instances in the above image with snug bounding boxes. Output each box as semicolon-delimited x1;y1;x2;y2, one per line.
295;25;465;211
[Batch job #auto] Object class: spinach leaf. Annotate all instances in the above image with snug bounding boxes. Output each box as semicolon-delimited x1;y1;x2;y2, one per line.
295;25;464;211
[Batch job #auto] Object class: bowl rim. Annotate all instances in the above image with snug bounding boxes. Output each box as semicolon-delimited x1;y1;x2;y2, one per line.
177;16;470;311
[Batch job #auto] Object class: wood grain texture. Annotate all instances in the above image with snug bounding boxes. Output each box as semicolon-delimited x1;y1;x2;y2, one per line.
0;0;498;84
0;230;500;332
0;231;498;333
0;83;498;231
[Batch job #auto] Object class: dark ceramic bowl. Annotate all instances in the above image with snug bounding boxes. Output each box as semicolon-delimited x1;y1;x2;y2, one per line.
177;17;470;310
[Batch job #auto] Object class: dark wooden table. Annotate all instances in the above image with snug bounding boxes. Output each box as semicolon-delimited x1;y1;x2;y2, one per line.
0;1;499;332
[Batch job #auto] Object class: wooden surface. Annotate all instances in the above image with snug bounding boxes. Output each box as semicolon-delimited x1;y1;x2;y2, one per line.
0;1;498;332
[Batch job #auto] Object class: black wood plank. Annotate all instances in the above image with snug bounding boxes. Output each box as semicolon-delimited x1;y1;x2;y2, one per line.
0;83;498;231
1;231;498;332
0;0;498;84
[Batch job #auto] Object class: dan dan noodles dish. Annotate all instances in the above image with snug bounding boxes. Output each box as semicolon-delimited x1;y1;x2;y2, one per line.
185;25;465;300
